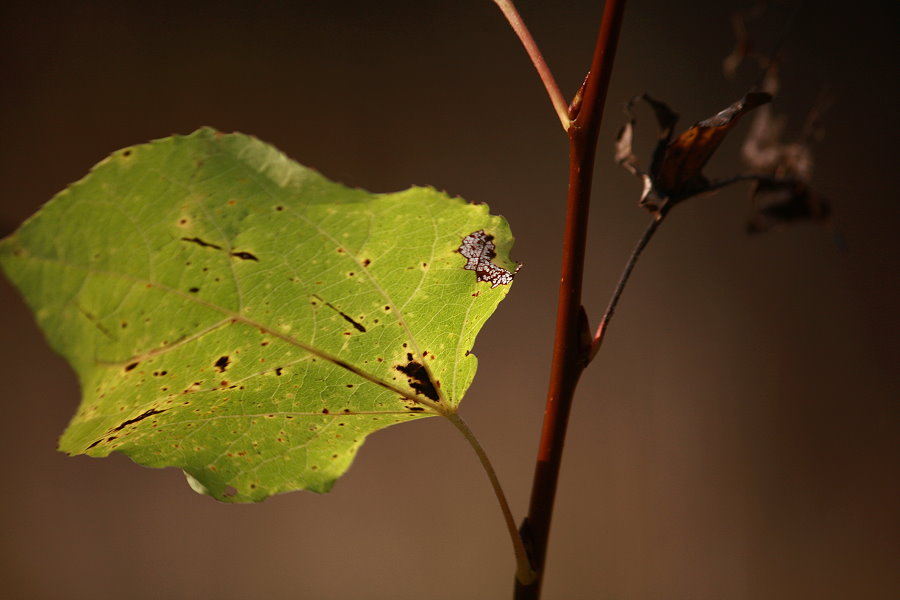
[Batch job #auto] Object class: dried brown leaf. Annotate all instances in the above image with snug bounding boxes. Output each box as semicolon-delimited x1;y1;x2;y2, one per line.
615;92;771;213
656;92;771;201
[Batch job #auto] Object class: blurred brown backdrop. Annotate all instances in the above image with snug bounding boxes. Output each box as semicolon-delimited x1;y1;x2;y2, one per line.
1;1;897;598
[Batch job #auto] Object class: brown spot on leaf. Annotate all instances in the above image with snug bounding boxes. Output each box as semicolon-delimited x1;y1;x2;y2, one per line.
395;360;440;402
181;237;221;250
112;407;167;433
336;310;366;332
214;356;230;372
312;295;367;333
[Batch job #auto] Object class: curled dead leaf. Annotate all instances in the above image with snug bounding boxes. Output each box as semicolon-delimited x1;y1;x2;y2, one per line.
616;92;771;213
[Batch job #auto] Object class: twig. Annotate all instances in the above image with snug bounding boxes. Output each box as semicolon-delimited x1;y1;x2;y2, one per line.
492;0;571;131
588;170;802;360
589;209;666;360
588;171;794;357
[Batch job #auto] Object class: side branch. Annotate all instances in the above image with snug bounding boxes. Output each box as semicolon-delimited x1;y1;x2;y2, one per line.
493;0;570;131
588;175;796;358
589;209;666;361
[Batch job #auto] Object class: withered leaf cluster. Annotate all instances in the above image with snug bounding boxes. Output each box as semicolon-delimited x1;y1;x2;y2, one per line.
615;92;771;214
617;5;832;233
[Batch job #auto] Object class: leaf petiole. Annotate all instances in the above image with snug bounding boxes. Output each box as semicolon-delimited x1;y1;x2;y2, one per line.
445;411;536;585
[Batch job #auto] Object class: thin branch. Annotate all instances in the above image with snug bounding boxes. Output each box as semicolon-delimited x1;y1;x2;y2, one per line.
445;412;536;585
492;0;570;131
589;209;666;360
588;174;795;359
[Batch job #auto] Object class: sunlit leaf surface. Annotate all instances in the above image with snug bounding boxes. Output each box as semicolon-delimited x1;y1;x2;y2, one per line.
0;128;517;501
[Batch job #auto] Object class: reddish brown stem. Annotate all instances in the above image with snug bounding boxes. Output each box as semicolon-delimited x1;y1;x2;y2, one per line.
514;1;627;598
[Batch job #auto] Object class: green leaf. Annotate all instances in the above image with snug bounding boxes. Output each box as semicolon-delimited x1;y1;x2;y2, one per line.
0;128;517;502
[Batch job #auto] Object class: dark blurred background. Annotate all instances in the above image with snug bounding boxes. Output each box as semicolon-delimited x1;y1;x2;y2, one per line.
1;1;897;598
